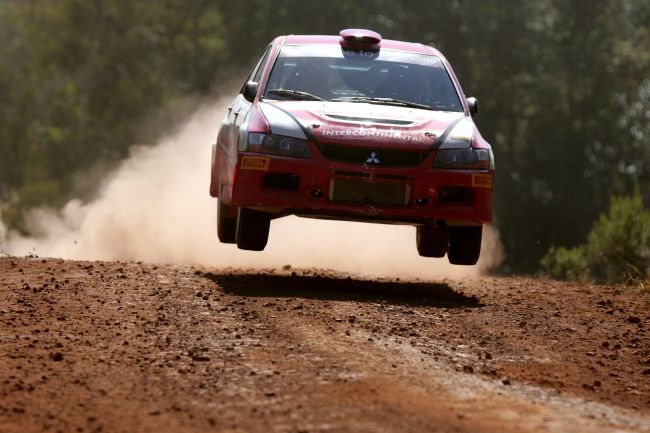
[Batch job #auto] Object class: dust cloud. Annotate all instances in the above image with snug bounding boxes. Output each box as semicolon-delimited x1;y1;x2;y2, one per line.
0;97;504;280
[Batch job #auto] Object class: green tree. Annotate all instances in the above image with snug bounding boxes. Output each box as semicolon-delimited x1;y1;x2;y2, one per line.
0;0;228;227
542;191;650;283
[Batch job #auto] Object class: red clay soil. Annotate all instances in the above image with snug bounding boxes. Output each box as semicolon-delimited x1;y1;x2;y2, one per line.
0;257;648;433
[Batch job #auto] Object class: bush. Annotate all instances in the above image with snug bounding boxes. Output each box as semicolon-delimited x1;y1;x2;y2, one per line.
542;192;650;284
542;245;589;281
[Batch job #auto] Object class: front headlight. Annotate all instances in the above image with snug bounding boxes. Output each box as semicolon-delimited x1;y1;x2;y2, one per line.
247;133;312;158
433;148;494;170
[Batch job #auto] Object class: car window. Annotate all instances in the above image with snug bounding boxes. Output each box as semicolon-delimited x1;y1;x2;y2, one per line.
263;45;464;112
240;45;272;93
253;47;272;83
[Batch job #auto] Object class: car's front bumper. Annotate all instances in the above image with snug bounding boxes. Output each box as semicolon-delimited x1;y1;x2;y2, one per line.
231;152;493;226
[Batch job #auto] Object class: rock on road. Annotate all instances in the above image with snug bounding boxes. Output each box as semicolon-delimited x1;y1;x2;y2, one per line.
0;257;648;433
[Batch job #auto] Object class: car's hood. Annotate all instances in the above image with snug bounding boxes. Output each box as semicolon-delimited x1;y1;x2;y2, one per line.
258;100;474;150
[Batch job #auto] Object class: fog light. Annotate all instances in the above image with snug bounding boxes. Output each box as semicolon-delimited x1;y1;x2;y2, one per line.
310;188;324;198
415;197;430;206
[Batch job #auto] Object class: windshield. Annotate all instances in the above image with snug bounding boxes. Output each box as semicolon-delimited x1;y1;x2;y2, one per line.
263;45;464;112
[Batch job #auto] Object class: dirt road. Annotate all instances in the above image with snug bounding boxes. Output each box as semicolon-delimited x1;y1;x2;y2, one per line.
0;257;648;433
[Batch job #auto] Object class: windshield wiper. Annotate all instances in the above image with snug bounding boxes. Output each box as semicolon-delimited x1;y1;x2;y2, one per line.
332;96;432;110
267;88;323;101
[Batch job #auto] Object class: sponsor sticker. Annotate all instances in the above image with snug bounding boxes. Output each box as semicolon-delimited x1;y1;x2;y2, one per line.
471;173;493;189
241;156;270;171
320;127;426;143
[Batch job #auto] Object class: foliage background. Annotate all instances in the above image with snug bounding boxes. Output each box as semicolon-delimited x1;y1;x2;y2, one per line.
0;0;648;274
542;191;650;283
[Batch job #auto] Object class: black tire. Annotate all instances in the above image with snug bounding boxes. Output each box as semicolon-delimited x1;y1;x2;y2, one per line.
416;225;448;257
448;226;482;265
217;198;237;243
236;208;271;251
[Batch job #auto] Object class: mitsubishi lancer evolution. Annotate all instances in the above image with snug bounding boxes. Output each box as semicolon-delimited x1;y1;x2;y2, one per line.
210;29;495;265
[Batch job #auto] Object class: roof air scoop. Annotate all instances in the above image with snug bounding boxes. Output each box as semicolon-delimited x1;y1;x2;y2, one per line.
339;28;382;50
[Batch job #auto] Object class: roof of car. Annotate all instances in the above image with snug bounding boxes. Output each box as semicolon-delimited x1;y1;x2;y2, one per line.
283;35;441;56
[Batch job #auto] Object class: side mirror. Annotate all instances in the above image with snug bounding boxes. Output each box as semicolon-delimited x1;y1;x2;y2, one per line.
243;81;259;102
466;97;478;116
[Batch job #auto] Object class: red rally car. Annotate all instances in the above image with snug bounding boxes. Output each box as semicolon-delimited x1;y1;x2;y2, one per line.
210;29;494;265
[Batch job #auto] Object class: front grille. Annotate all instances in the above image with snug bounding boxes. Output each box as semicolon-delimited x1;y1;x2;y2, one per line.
319;144;427;167
331;170;413;181
330;179;410;206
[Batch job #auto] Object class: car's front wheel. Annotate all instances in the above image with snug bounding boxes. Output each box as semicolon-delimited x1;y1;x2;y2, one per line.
217;198;237;243
416;225;448;257
236;208;271;251
448;226;482;265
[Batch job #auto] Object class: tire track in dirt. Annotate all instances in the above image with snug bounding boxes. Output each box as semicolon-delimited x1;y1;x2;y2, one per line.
208;271;649;433
0;257;648;433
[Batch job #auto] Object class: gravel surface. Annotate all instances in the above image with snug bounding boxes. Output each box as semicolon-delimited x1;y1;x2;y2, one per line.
0;257;648;433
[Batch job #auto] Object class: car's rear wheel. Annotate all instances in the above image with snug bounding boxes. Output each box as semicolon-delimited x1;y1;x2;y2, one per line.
416;225;448;257
217;198;237;243
236;208;271;251
448;226;482;265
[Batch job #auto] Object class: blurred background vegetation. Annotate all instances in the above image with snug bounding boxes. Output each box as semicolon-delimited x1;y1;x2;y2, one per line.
0;0;648;279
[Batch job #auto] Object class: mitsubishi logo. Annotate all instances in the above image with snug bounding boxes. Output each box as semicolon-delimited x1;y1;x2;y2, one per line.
365;151;381;165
